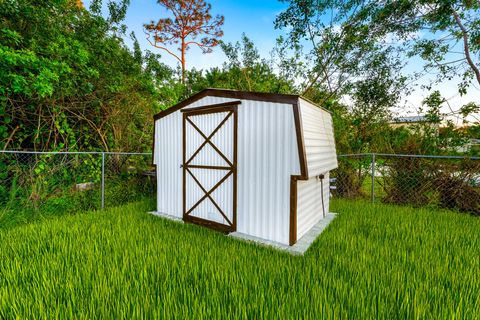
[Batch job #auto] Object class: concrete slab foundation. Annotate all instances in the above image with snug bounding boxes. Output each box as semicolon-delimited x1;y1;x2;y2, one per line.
230;213;337;255
148;211;183;223
148;211;337;255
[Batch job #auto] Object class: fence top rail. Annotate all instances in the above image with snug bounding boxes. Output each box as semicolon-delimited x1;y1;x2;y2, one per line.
2;150;478;160
338;153;480;160
337;153;373;157
0;150;151;156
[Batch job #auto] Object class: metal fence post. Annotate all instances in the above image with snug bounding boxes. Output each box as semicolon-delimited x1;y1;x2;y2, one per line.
101;152;105;209
371;153;376;204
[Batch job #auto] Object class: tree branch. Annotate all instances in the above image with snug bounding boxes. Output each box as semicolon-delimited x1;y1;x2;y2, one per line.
3;125;19;151
452;8;480;85
145;30;182;63
185;41;206;47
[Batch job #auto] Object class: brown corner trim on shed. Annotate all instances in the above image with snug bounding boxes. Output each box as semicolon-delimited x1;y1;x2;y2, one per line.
289;102;309;246
151;118;156;166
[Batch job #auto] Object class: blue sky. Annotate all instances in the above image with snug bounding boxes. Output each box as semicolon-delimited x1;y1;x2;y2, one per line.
84;0;478;122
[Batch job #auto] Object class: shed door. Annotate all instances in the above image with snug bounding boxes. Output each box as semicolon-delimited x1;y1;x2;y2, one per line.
182;103;238;232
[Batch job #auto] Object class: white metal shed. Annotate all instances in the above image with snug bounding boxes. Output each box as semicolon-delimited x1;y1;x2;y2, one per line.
152;89;337;246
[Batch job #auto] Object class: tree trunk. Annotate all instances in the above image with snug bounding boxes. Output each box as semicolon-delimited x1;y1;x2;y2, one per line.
181;38;186;84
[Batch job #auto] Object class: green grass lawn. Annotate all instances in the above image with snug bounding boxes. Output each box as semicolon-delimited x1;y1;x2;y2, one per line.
0;200;479;318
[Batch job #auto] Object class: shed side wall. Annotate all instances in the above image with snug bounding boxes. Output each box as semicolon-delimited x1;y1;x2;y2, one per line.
296;173;330;240
299;99;337;177
154;96;300;245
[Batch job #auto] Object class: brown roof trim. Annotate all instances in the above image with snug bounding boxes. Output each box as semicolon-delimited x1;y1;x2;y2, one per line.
153;88;300;121
205;88;299;104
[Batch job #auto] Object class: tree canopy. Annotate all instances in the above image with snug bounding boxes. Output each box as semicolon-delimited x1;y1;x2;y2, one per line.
276;0;479;103
144;0;224;83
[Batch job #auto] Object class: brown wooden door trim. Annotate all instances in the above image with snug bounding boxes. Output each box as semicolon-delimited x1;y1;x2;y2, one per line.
181;100;242;113
182;104;238;233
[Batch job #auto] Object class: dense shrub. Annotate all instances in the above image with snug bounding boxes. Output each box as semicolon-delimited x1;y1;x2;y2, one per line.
333;158;370;199
0;0;162;152
381;157;433;207
435;160;480;215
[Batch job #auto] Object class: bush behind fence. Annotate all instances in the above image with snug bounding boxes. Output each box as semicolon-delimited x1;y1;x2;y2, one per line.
332;154;480;215
0;151;155;218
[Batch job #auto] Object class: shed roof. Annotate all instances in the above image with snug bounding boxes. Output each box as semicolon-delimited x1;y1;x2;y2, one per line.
153;88;329;121
153;88;335;181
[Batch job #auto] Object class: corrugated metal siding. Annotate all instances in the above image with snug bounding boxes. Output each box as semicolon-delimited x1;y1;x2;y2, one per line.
155;111;183;217
296;173;330;240
154;96;300;245
237;101;299;244
299;98;337;177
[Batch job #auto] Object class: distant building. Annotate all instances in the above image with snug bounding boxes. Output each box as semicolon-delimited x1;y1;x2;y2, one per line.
471;138;480;145
389;115;440;132
457;138;480;153
390;115;429;126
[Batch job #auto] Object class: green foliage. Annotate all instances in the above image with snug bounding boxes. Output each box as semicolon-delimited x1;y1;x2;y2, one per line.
0;0;165;152
0;199;479;318
334;155;480;214
277;0;480;90
383;91;475;156
204;35;297;93
334;156;373;198
373;0;480;88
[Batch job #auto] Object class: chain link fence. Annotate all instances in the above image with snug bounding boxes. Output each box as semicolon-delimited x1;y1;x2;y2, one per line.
331;153;480;215
2;151;479;218
0;151;155;217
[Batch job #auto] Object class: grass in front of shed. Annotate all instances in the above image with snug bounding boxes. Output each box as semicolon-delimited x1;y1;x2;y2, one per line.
0;200;479;318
